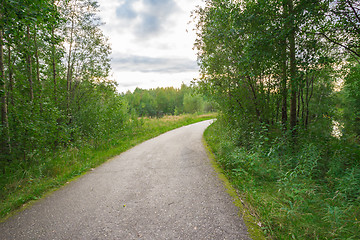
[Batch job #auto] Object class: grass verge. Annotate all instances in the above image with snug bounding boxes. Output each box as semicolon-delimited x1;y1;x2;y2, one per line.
203;118;360;239
0;113;216;222
203;121;266;240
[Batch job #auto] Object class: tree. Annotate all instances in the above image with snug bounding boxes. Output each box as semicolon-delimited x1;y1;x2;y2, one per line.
59;0;111;122
194;1;360;238
0;21;11;156
0;0;113;164
320;0;360;61
183;93;204;113
124;85;209;117
194;0;333;141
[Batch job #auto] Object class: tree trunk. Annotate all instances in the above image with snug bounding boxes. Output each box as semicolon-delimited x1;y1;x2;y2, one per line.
0;28;11;154
300;81;305;126
7;45;14;106
288;0;297;134
26;25;34;102
281;0;288;131
297;84;300;120
66;12;75;118
52;26;57;102
305;74;314;128
281;41;288;130
247;76;262;123
34;31;40;85
34;28;42;111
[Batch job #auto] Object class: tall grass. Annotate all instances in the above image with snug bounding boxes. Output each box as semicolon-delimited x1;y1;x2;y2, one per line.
204;119;360;239
0;113;216;221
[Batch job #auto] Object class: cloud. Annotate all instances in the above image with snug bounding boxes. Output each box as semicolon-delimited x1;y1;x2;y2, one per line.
116;1;137;19
112;54;198;73
136;13;161;36
115;0;180;37
113;71;197;93
119;80;142;87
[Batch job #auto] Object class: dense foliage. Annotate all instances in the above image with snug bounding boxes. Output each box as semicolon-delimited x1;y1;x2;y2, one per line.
124;85;215;117
0;0;119;163
196;0;360;239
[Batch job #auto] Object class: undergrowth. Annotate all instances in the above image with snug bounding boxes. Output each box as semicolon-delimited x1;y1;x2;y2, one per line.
204;119;360;239
0;113;216;221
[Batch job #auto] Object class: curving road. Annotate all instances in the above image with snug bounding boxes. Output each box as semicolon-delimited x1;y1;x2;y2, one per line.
0;120;250;240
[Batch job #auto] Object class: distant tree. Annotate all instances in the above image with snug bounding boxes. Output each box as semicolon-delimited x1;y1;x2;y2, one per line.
183;93;204;114
125;85;210;117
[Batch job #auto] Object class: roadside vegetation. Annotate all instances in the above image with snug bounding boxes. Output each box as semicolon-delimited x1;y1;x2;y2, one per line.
0;0;216;221
0;113;216;221
204;119;359;239
196;0;360;239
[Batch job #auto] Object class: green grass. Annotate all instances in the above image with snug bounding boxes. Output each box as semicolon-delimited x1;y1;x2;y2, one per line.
202;135;265;240
203;120;360;239
0;113;216;222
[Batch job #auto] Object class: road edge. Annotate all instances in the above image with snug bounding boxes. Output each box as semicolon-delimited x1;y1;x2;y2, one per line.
202;134;266;240
0;115;216;223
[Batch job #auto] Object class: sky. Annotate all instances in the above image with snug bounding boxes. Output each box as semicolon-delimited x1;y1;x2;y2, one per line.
96;0;203;93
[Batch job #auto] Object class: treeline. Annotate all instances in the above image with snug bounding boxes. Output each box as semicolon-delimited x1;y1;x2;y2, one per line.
124;85;215;117
195;0;360;239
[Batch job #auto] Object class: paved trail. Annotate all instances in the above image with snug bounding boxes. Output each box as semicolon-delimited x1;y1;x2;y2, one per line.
0;120;250;240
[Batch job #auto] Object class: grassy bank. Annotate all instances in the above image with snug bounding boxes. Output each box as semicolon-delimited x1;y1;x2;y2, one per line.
0;113;216;221
202;136;265;240
204;120;360;239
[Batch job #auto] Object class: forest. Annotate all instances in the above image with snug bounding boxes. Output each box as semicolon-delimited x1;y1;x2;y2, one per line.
0;0;215;219
195;0;360;239
125;85;214;117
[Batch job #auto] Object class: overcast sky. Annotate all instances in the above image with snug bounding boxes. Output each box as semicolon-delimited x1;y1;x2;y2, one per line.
96;0;203;93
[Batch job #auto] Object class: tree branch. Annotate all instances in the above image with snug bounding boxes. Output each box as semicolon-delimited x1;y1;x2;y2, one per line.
317;31;360;64
345;0;360;24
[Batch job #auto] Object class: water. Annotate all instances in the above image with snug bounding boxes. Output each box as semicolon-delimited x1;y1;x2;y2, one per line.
331;120;344;139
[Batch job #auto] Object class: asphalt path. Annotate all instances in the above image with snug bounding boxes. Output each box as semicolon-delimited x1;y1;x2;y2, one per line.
0;120;250;240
